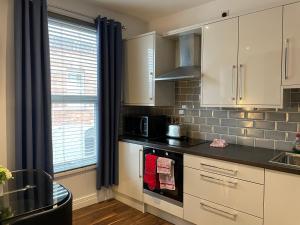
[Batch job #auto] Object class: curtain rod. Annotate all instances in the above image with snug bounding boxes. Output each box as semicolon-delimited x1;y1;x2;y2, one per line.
48;4;127;30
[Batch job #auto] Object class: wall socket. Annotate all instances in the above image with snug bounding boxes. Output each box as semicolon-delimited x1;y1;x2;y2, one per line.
221;10;229;18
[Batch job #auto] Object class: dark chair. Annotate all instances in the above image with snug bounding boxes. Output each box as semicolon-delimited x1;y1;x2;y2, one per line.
12;192;72;225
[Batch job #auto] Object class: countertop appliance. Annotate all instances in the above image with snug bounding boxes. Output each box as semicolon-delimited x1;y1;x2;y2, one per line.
143;147;183;206
166;124;187;138
123;115;167;138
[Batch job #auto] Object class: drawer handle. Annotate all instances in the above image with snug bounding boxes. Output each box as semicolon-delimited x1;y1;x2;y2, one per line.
200;202;237;220
200;174;238;186
200;163;238;176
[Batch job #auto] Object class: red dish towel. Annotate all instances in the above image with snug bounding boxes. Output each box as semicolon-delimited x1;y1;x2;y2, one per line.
144;154;159;191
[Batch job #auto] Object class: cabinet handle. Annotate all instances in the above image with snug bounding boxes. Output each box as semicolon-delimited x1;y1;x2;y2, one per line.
139;149;143;178
200;174;238;186
200;202;237;220
149;72;154;100
232;65;236;101
284;38;289;80
200;163;238;176
239;64;243;100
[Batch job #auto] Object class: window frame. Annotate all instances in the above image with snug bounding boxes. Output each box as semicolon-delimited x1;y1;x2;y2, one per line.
48;12;98;174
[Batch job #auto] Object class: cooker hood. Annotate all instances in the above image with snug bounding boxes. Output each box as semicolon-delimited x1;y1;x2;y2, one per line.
155;33;201;81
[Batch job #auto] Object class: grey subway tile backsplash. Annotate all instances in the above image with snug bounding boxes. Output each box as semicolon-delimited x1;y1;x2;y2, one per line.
121;82;300;152
229;111;245;119
207;118;220;126
277;122;297;132
237;137;255;147
206;133;221;141
265;131;286;141
255;139;274;149
247;112;265;120
199;125;213;133
236;120;254;128
288;113;300;122
229;127;245;136
220;135;237;144
213;110;228;118
246;128;264;138
200;109;212;117
275;141;294;151
254;121;275;130
221;119;237;127
286;132;297;142
213;126;229;134
266;112;287;121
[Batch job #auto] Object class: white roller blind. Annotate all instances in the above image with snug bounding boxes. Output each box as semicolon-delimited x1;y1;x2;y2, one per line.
48;17;98;173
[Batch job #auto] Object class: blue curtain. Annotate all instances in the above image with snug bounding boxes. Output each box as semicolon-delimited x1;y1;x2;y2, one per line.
15;0;53;176
95;17;122;189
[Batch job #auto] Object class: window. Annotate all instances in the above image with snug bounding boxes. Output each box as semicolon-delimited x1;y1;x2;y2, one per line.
48;16;98;173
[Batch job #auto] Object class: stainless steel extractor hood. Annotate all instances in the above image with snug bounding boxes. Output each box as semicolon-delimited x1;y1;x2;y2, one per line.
155;33;201;81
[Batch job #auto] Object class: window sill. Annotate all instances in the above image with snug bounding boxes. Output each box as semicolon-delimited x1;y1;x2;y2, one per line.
54;164;97;179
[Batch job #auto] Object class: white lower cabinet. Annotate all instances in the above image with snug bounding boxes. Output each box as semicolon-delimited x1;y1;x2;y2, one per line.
183;154;264;225
115;141;144;202
184;194;263;225
264;170;300;225
184;167;264;218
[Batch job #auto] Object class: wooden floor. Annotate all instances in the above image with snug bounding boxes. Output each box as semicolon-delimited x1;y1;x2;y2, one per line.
73;199;173;225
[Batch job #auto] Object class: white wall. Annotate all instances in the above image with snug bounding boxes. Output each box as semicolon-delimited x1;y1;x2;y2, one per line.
48;0;148;39
0;0;148;209
149;0;298;33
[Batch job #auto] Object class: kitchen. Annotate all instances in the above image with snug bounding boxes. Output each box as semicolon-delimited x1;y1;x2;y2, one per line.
1;0;300;225
117;1;300;225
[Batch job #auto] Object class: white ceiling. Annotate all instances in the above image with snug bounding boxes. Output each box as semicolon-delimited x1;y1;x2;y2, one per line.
91;0;215;21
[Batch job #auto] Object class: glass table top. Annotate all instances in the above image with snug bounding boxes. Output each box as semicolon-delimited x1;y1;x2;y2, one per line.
0;170;69;223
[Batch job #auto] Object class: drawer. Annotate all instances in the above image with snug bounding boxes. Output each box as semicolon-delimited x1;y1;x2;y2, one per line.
184;154;264;184
184;167;264;218
143;193;183;218
184;194;263;225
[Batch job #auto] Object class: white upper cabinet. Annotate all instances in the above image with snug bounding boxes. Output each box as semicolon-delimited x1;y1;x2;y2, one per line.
201;7;283;108
238;7;282;107
282;2;300;87
123;32;175;106
201;18;238;107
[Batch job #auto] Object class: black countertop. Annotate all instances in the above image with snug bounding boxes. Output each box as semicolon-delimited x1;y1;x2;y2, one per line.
119;135;300;175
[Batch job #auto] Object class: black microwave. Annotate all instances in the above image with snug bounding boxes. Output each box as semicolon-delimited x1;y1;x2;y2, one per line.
123;115;167;138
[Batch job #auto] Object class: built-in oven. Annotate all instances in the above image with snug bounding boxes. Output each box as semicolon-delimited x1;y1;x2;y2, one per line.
143;146;183;207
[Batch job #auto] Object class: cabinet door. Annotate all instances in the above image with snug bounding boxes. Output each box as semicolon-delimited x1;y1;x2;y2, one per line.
264;170;300;225
124;34;155;106
116;142;143;202
238;7;282;107
282;2;300;86
201;18;238;107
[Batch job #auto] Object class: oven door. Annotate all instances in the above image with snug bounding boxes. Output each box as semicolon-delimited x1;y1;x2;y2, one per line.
143;147;183;206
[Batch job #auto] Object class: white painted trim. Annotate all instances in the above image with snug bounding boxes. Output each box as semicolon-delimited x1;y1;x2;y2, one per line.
145;204;193;225
124;31;157;41
73;193;98;210
54;165;96;179
114;192;145;212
